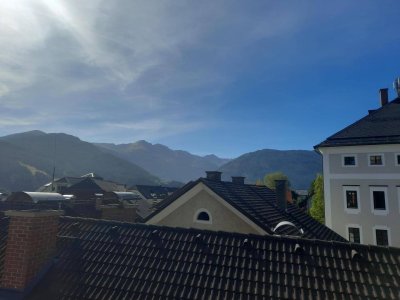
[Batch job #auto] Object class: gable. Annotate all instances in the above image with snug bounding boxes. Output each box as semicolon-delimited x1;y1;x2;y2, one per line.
146;182;266;235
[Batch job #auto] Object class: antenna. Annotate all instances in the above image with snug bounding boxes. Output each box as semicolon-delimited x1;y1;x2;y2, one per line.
394;77;400;97
51;135;57;192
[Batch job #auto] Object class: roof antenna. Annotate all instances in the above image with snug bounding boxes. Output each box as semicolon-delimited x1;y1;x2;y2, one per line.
51;134;57;192
394;77;400;97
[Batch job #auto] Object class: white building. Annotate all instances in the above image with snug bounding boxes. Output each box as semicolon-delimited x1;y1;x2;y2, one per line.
315;85;400;247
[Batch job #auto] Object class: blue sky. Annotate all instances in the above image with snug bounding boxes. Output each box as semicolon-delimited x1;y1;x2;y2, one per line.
1;1;400;158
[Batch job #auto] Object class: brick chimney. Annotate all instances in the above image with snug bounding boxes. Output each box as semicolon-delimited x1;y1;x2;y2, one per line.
1;210;62;291
275;180;288;210
379;88;389;106
205;171;222;181
231;176;245;184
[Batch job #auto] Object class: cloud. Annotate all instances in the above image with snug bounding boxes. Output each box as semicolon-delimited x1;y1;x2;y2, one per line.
0;0;396;144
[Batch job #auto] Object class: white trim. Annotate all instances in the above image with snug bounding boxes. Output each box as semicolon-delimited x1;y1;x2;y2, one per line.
323;153;332;228
193;208;212;224
146;182;266;235
398;187;400;214
370;186;388;215
343;186;360;214
346;224;363;244
329;173;400;180
367;153;385;167
373;225;391;246
342;154;358;167
318;144;400;154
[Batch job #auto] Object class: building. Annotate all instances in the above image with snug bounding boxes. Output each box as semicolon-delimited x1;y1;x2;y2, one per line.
146;171;345;242
129;184;178;206
0;209;399;299
315;84;400;247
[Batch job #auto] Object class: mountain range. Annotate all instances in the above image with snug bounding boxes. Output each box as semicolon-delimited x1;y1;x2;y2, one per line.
0;130;322;192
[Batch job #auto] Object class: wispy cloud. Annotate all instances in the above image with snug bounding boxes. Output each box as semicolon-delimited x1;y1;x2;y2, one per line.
0;0;397;148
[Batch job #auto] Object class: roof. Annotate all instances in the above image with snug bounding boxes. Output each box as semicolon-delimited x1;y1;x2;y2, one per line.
146;179;346;242
130;185;178;199
7;192;65;203
315;98;400;148
25;216;400;299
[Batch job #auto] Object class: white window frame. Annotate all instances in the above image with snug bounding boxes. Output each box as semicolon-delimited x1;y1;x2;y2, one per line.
346;224;363;244
343;186;360;214
342;154;358;167
370;186;388;215
368;153;385;166
373;225;391;246
395;153;400;166
193;208;212;224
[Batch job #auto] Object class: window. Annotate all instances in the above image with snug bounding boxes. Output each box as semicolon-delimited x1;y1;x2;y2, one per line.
197;211;210;221
343;186;360;213
368;154;384;166
396;154;400;166
373;191;386;210
370;187;388;215
346;190;358;209
348;227;361;243
194;209;212;224
375;229;389;246
343;155;356;166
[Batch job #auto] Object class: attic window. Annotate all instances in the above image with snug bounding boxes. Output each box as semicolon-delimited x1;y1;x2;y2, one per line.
194;209;212;224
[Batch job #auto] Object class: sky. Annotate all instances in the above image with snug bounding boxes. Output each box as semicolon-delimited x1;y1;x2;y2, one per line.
1;1;400;158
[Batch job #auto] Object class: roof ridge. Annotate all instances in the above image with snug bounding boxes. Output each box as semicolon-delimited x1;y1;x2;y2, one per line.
58;215;400;252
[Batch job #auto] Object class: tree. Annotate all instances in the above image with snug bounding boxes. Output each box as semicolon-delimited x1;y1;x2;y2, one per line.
263;172;289;189
309;174;324;223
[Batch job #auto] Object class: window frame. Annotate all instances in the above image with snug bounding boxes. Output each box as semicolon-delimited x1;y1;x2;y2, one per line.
343;186;360;214
346;224;362;244
368;153;385;166
193;208;212;224
395;153;400;166
342;154;357;167
370;186;388;215
373;225;391;246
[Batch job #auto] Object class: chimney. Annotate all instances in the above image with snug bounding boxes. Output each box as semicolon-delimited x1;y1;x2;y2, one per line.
231;176;245;184
275;180;287;210
205;171;222;181
1;210;62;291
379;88;389;106
394;77;400;97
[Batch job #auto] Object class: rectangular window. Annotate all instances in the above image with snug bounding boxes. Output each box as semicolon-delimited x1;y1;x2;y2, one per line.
346;190;358;209
343;156;356;166
396;154;400;165
370;187;388;215
369;155;383;166
375;229;389;246
348;227;360;243
373;191;386;210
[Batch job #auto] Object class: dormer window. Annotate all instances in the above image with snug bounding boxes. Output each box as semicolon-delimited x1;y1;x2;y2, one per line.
194;209;212;224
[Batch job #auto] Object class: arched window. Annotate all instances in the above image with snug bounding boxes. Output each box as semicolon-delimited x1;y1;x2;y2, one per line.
194;209;212;224
197;211;210;221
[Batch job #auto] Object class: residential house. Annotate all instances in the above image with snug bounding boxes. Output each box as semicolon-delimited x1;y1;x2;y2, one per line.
0;209;399;299
129;184;178;206
315;84;400;247
146;171;346;242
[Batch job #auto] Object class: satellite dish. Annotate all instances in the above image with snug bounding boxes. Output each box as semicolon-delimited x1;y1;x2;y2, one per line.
273;221;304;236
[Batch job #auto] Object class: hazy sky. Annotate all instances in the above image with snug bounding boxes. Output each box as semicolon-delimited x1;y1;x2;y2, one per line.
1;1;400;157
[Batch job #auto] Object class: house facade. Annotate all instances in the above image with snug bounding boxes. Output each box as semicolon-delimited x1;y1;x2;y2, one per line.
315;87;400;247
146;171;345;242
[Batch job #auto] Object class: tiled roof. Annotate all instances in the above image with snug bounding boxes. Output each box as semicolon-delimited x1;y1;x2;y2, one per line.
130;185;178;199
146;179;346;242
315;98;400;148
27;217;400;299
